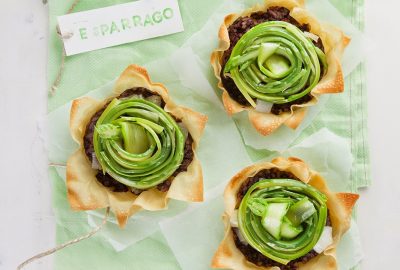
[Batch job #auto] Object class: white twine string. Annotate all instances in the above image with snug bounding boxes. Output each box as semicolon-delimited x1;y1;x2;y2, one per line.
49;162;66;167
16;207;110;270
50;0;80;95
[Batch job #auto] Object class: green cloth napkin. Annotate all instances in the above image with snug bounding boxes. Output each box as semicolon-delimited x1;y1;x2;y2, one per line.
48;0;369;269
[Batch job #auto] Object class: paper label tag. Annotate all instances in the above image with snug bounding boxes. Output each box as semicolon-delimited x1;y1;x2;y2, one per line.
57;0;184;56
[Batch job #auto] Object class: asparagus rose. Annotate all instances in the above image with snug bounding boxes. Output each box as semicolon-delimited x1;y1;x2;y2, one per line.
238;178;327;264
93;97;185;189
224;21;327;107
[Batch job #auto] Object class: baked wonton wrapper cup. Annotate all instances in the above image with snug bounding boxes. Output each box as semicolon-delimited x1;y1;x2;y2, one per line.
211;157;359;270
67;65;208;228
211;0;350;136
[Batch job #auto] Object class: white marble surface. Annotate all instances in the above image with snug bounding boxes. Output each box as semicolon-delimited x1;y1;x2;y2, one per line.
0;0;399;269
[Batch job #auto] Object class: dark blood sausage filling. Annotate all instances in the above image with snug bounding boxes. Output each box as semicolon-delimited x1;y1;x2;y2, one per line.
221;7;325;115
233;168;331;269
83;87;194;193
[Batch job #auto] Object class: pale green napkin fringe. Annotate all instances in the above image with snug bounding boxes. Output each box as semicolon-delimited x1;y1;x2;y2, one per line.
322;0;369;191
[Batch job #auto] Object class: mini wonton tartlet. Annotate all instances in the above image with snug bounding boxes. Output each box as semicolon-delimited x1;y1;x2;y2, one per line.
211;0;349;135
67;65;207;228
212;157;359;270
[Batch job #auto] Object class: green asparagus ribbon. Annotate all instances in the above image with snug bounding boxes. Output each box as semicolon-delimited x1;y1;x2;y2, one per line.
238;178;328;265
93;97;185;189
224;21;327;107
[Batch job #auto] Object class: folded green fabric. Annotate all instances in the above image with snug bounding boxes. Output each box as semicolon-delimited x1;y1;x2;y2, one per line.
48;0;369;269
298;0;370;192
